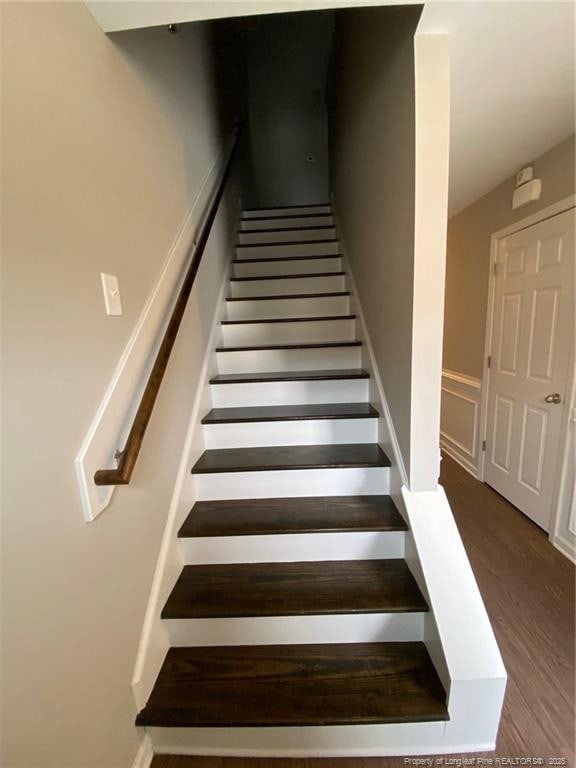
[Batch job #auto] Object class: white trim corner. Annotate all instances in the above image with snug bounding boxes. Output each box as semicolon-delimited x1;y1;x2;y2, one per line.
132;733;154;768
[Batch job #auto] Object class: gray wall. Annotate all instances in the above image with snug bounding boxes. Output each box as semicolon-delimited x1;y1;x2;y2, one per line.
328;5;423;477
444;133;575;379
240;11;333;207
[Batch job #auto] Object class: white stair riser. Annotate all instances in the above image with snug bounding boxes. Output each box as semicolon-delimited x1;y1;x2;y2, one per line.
233;256;342;278
203;417;378;448
216;346;361;374
238;228;336;245
226;295;350;320
146;720;449;757
221;318;355;346
240;215;334;231
210;379;369;408
236;241;339;259
164;611;422;647
243;205;331;219
193;467;390;500
230;275;346;298
180;530;405;565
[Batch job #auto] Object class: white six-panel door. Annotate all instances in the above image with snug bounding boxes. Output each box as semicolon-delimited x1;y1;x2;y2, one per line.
485;208;574;530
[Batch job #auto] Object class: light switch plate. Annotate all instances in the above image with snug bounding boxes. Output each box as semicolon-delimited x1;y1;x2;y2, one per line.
100;273;123;316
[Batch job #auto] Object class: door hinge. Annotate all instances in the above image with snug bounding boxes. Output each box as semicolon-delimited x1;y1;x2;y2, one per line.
487;355;491;369
482;440;486;452
493;262;497;277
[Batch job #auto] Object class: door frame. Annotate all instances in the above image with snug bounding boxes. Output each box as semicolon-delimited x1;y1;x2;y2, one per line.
479;194;576;539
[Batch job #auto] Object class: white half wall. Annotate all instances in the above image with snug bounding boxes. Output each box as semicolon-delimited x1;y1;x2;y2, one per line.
440;369;483;478
410;32;450;491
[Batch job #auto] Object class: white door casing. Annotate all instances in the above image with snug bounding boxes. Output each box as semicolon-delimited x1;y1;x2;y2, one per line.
484;207;574;531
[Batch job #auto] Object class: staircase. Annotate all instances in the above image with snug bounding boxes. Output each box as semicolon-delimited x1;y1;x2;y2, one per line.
136;203;449;752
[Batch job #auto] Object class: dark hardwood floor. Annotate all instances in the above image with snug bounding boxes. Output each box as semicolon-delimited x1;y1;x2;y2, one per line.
152;454;575;768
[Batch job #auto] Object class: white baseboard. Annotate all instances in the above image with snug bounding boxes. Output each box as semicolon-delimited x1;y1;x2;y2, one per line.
75;136;232;522
131;264;232;711
131;734;154;768
552;531;576;564
440;439;479;479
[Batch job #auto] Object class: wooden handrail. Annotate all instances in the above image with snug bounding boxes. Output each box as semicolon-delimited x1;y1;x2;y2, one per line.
94;128;241;486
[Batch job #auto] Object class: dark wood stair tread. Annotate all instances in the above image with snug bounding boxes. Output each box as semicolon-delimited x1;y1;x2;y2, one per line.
226;291;350;302
215;340;361;352
221;314;355;325
135;642;448;727
178;495;407;538
201;402;378;424
162;559;427;619
191;443;390;474
210;368;369;384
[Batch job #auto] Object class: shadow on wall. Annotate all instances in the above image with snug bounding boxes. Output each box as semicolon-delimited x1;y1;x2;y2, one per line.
111;20;246;207
236;10;335;209
108;20;245;415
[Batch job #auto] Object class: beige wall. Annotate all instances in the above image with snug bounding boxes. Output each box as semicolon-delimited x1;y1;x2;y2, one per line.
329;5;422;476
1;4;235;766
444;133;575;379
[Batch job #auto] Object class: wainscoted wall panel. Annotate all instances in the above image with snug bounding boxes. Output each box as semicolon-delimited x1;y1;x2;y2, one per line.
440;370;483;477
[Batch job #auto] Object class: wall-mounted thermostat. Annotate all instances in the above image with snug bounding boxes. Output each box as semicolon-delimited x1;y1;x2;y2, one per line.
516;166;533;187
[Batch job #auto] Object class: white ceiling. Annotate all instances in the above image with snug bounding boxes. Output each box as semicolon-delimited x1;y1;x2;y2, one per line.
418;2;575;216
85;0;419;33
